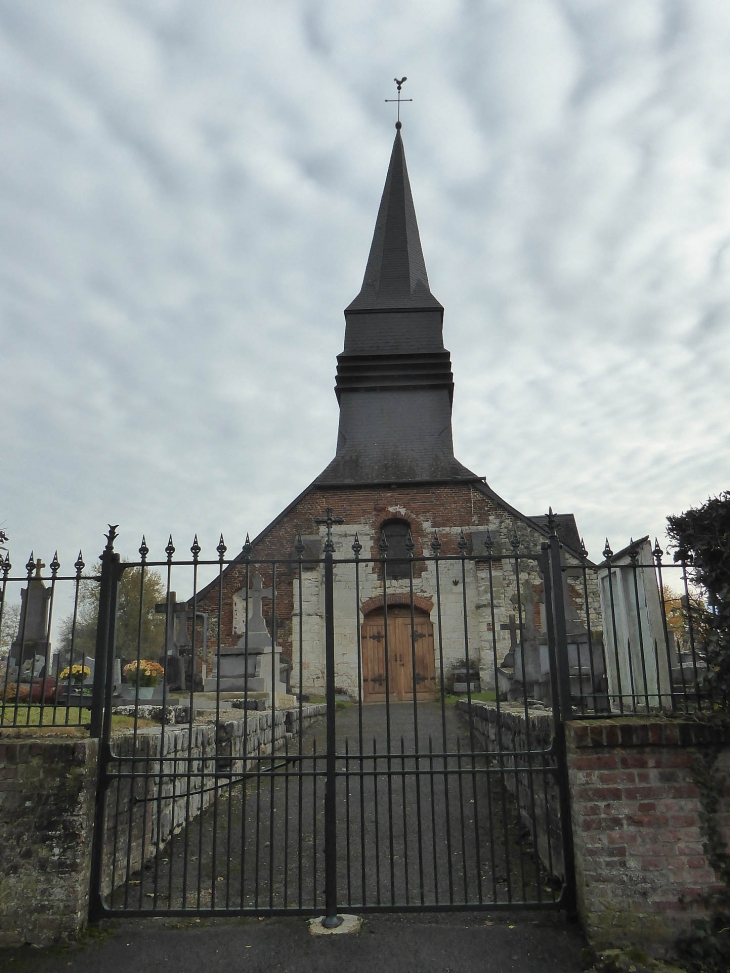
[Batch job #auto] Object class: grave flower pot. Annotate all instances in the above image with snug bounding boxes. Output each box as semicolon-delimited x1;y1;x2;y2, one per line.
122;660;165;694
59;664;91;687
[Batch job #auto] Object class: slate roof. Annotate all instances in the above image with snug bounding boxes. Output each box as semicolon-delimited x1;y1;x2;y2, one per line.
346;130;442;312
314;126;473;485
529;513;583;556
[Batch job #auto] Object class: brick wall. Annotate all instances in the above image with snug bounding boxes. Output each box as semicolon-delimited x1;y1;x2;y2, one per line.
566;719;730;952
193;482;598;698
0;737;98;947
458;704;730;954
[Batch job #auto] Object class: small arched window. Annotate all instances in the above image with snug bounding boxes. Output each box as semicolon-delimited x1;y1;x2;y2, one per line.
380;519;412;580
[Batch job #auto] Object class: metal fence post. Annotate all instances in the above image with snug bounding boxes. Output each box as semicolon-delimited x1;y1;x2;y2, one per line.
89;526;119;738
541;518;577;916
316;509;343;928
88;525;121;922
547;519;573;724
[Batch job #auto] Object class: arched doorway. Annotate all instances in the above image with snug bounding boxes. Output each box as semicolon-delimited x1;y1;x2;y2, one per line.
361;605;436;701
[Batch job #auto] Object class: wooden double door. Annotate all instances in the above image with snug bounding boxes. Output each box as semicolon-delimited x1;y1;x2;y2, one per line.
362;606;436;701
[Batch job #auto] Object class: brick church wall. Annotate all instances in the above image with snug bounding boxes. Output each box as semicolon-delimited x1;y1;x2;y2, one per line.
194;483;600;698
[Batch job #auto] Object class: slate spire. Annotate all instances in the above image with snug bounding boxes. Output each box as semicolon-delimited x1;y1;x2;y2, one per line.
316;125;476;485
347;129;442;312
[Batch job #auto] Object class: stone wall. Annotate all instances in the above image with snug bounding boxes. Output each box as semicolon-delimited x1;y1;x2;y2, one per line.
457;699;564;879
566;718;730;952
0;737;98;947
0;703;325;947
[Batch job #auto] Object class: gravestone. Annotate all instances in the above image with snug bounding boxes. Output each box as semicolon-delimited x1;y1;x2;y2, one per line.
508;580;551;702
154;592;189;690
10;559;51;673
209;574;287;696
562;570;608;709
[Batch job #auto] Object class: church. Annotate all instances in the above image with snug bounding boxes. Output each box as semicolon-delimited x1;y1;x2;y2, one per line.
192;121;598;701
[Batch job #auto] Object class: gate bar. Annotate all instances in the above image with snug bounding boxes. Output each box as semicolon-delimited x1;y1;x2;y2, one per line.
541;527;577;916
89;526;121;922
317;508;343;928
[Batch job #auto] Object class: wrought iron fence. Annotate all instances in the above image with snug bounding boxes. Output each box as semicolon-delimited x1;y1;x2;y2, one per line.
0;548;98;728
0;514;717;924
78;520;578;920
0;524;714;730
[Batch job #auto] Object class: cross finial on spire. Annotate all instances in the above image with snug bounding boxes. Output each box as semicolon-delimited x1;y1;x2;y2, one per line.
385;77;412;128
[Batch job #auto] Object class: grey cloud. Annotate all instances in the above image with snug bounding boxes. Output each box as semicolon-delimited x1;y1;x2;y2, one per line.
0;0;728;574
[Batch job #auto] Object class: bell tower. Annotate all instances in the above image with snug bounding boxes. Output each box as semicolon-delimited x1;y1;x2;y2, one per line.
317;124;476;486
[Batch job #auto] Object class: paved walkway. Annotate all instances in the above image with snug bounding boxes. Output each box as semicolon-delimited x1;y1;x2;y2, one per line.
0;912;587;973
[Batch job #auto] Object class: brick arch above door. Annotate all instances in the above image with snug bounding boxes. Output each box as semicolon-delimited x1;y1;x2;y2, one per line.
360;593;434;616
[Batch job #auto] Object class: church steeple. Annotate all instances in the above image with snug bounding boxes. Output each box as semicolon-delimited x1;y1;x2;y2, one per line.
316;126;476;486
346;130;442;312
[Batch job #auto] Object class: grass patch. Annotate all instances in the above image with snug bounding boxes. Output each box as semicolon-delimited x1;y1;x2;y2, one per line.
0;707;162;735
1;705;88;729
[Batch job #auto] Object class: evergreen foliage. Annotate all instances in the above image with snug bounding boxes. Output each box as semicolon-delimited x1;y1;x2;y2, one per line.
667;492;730;705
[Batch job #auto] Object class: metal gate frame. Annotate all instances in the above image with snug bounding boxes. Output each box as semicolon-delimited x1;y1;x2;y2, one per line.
88;515;578;922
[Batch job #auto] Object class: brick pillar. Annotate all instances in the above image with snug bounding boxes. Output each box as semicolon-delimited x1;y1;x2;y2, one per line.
566;720;730;953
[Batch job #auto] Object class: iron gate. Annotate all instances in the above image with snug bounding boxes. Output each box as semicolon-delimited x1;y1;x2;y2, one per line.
88;515;578;922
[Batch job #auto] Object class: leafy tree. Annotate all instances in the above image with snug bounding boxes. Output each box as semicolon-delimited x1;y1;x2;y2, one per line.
0;601;20;657
667;492;730;703
57;561;167;664
662;584;685;644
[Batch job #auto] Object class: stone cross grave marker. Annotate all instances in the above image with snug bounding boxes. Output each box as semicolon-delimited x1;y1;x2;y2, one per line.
154;591;189;689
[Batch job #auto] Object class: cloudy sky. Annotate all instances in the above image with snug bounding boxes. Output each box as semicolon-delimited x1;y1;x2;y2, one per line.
1;0;729;578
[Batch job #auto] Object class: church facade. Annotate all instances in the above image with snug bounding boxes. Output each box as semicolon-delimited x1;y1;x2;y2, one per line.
193;125;600;701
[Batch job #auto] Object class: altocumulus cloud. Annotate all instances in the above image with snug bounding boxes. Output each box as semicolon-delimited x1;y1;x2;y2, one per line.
0;0;728;576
